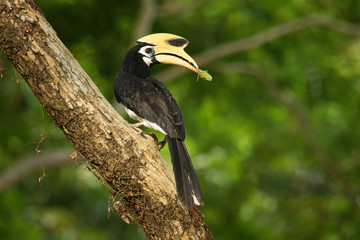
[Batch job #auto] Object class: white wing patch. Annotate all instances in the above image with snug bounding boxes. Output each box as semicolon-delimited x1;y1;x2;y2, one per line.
193;194;201;206
125;107;167;135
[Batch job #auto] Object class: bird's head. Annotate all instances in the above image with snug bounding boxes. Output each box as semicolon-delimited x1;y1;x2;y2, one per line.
123;33;200;77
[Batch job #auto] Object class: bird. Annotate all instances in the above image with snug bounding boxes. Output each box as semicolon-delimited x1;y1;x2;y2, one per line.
114;33;204;209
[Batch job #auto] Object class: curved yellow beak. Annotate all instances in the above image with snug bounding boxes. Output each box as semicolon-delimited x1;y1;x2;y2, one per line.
137;33;200;74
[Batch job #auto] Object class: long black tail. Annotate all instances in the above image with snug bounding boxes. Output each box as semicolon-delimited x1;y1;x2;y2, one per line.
167;137;204;209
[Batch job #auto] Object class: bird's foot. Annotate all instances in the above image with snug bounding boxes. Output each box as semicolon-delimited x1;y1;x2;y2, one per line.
129;124;166;149
148;134;167;150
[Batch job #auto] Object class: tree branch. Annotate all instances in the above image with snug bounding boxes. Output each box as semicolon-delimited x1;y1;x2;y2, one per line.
112;0;158;109
0;1;212;239
130;0;158;44
158;0;210;18
4;11;360;207
213;62;360;212
155;14;360;82
0;148;82;192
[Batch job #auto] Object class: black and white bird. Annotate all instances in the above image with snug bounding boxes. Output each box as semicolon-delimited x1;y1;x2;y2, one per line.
114;33;203;209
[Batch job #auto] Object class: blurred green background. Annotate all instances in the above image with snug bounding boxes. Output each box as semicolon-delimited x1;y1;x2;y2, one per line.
1;0;360;239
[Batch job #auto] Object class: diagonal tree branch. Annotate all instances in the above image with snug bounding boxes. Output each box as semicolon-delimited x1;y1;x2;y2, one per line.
213;62;360;212
0;148;83;192
3;13;360;198
130;0;158;44
0;1;212;239
156;14;360;82
113;0;159;110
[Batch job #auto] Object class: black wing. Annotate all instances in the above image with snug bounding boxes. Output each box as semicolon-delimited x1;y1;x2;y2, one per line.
114;72;185;140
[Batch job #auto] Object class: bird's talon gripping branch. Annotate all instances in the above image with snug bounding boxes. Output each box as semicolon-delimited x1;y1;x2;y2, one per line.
114;33;206;209
147;133;167;150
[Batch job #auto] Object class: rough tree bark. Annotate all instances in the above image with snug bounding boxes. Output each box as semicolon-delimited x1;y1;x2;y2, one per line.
0;1;212;239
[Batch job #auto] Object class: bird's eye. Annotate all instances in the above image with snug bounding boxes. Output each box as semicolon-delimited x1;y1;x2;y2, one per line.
145;48;153;54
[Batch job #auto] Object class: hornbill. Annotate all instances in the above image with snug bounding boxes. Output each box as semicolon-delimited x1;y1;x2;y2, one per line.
114;33;204;209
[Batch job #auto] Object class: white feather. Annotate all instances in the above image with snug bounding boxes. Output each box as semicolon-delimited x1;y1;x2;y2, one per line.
125;107;167;135
142;57;153;66
138;45;155;66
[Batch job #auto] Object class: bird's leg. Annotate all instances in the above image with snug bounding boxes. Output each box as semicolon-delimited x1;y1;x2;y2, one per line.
129;123;166;149
147;134;167;150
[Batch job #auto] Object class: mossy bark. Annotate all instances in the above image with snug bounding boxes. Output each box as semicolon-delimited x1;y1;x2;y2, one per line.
0;1;212;239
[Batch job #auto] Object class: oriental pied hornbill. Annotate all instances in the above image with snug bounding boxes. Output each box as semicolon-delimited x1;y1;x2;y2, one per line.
114;33;203;209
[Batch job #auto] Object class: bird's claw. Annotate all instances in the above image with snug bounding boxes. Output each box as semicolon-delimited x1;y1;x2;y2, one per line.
130;124;166;149
148;134;167;150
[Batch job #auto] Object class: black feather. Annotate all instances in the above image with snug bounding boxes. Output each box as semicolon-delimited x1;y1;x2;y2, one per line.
114;72;184;139
167;137;203;209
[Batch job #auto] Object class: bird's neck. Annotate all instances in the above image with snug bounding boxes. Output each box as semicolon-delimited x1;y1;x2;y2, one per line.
123;62;151;79
122;48;152;79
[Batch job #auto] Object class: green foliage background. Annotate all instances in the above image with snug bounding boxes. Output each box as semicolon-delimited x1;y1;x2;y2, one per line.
1;0;360;239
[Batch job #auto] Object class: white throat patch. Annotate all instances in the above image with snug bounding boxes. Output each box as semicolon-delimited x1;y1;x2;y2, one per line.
138;45;155;66
142;56;153;66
